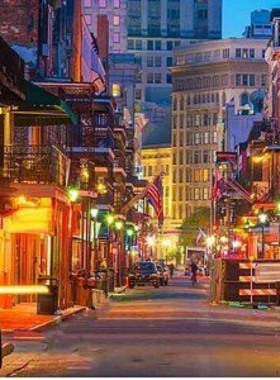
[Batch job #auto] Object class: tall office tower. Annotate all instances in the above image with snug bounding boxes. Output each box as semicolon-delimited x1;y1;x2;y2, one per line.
127;0;222;107
82;0;127;54
243;9;273;39
171;38;268;227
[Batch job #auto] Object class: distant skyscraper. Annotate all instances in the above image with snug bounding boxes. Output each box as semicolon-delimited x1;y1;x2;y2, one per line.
127;0;222;105
243;9;273;39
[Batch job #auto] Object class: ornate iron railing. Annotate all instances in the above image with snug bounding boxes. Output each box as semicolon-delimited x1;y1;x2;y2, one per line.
1;145;69;188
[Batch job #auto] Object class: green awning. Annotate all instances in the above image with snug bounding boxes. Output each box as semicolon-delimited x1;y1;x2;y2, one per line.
12;80;78;126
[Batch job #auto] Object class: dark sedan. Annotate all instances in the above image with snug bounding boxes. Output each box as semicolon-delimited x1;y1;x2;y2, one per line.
128;261;160;289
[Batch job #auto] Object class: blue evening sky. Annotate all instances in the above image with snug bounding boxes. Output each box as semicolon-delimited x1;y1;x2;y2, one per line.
223;0;280;38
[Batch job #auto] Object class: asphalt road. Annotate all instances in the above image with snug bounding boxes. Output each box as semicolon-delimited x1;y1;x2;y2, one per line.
3;275;280;377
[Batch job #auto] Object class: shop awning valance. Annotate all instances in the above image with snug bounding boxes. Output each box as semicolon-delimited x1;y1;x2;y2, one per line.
12;80;78;127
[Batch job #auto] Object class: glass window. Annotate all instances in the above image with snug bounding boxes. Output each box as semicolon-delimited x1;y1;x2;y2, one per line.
242;49;248;59
194;169;200;182
203;187;209;200
194;188;200;200
204;132;209;144
213;131;217;144
128;40;134;50
203;151;210;163
167;57;173;67
113;32;120;43
240;93;249;106
249;75;255;86
223;49;229;59
135;88;142;100
167;41;173;51
261;74;267;86
147;73;154;83
194;152;200;164
155;56;161;67
155;41;162;50
236;74;241;86
84;15;92;25
194;132;200;145
147;40;154;50
155;73;162;84
166;74;172;84
262;49;266;59
99;0;106;7
84;0;91;6
135;40;142;50
114;0;120;8
236;48;241;59
113;16;120;26
249;49;255;59
148;166;152;176
203;169;209;182
147;56;153;67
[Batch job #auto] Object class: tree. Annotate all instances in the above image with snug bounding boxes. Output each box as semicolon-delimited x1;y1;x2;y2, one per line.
178;207;210;251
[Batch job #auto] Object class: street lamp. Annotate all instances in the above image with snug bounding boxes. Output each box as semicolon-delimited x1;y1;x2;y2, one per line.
258;212;268;259
90;207;99;271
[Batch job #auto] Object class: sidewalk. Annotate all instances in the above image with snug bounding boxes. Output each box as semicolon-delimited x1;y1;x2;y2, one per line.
0;303;86;333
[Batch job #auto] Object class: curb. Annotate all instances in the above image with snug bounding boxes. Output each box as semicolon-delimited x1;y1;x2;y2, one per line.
29;306;87;332
1;306;87;334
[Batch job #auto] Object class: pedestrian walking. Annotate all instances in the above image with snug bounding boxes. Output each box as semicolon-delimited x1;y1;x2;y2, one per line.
190;262;198;286
169;263;175;278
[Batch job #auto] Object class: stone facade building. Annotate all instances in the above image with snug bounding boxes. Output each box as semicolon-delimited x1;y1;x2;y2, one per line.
171;38;268;227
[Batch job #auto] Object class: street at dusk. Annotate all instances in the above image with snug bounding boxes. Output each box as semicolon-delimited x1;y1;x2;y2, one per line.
1;0;280;378
2;273;280;377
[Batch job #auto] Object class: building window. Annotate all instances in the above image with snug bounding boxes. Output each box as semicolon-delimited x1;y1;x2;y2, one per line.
242;49;248;59
128;40;134;50
155;73;162;84
249;74;255;86
135;88;142;100
166;74;172;84
194;169;200;182
84;15;92;25
167;41;173;51
113;0;120;8
213;131;217;144
113;16;120;26
155;40;162;50
194;132;200;145
203;187;209;200
203;151;210;163
113;32;120;43
147;56;153;67
203;169;209;182
166;165;170;175
148;166;152;176
236;74;241;86
222;48;229;59
155;56;161;67
194;188;200;200
262;49;266;59
99;0;106;7
204;132;209;144
147;73;154;84
167;57;173;67
249;49;255;59
147;40;154;50
179;150;183;165
236;48;241;59
173;97;177;111
135;40;142;50
194;151;200;164
84;0;91;6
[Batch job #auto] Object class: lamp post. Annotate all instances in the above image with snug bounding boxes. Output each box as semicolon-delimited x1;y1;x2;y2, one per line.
90;207;99;271
115;220;124;286
258;212;268;259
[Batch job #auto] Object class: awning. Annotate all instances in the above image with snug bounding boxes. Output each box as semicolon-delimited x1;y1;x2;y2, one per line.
12;80;78;126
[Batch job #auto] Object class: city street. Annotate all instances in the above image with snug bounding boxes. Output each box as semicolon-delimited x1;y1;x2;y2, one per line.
2;274;280;377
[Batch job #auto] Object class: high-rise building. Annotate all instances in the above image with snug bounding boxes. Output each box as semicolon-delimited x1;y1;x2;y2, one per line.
127;0;222;106
82;0;127;54
171;38;268;227
243;9;273;39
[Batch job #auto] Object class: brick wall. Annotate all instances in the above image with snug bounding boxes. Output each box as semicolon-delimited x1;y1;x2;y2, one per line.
0;0;39;46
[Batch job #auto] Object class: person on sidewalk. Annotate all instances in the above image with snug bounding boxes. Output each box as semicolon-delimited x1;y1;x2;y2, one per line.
190;262;198;286
169;263;175;278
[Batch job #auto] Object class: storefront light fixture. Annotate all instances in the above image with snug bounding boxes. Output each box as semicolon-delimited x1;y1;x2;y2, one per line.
90;208;99;219
115;221;124;230
68;189;79;202
258;212;268;224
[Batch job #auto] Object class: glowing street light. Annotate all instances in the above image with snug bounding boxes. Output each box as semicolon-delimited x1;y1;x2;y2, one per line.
90;208;99;219
147;235;156;247
206;235;215;247
68;188;79;202
115;221;124;230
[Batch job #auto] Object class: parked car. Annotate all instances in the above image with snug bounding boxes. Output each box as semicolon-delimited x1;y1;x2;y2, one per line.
128;261;160;289
156;264;169;286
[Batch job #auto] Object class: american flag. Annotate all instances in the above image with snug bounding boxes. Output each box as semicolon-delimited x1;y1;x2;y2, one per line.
146;174;163;227
210;168;223;201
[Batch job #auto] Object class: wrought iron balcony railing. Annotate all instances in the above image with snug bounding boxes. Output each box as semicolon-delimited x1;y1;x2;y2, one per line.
1;145;69;188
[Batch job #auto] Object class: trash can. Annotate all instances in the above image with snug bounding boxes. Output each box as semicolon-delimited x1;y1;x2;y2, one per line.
37;276;59;315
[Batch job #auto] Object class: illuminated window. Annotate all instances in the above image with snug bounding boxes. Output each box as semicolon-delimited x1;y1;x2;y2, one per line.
114;0;120;8
113;32;120;43
203;169;209;182
84;15;92;25
203;187;209;200
99;0;106;7
113;16;120;26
